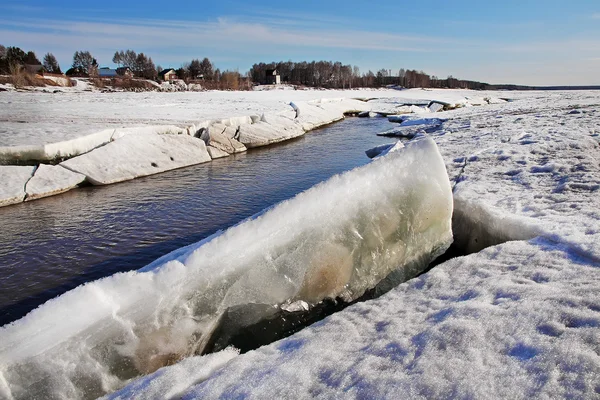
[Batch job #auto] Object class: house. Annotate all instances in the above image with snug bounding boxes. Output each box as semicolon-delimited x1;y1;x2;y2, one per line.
24;64;44;75
116;67;133;77
98;67;118;78
265;69;281;85
159;69;177;81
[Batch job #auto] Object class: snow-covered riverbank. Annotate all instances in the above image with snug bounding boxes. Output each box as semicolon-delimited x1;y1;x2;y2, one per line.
0;88;505;207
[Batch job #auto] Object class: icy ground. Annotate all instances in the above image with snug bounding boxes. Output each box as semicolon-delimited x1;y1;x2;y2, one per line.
1;89;599;399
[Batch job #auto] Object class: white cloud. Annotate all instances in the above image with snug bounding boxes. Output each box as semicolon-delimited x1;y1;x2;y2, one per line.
0;16;455;54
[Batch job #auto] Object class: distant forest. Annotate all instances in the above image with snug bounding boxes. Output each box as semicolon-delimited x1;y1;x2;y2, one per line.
250;61;491;90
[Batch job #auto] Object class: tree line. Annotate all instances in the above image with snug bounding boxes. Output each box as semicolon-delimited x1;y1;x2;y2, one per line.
250;60;491;90
2;44;493;90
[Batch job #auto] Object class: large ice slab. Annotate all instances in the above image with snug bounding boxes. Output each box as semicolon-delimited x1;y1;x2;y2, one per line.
0;166;35;207
61;133;211;185
25;164;86;201
0;137;453;400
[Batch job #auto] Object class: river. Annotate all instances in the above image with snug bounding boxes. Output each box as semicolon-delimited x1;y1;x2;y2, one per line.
0;117;395;326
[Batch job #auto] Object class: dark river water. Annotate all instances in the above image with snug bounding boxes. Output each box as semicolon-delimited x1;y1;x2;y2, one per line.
0;118;396;326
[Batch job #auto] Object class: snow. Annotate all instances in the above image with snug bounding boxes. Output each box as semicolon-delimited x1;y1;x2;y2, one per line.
2;88;600;399
104;348;239;400
61;133;212;185
0;136;453;399
0;166;35;207
24;164;86;201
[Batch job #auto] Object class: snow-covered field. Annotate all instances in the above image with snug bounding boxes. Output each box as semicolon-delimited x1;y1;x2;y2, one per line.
1;88;600;399
0;88;502;147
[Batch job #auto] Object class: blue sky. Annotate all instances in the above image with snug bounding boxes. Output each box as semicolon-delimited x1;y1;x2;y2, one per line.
1;0;599;85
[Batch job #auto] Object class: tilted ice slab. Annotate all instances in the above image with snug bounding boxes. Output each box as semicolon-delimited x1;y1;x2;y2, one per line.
25;164;86;201
61;133;211;185
0;137;453;400
0;166;35;207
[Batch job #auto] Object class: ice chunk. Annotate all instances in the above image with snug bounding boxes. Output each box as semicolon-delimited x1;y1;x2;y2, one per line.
206;146;229;159
177;240;600;400
0;137;452;399
202;124;247;154
61;133;211;185
428;101;445;113
0;166;35;207
365;142;405;159
377;126;423;138
237;115;304;148
358;111;382;118
401;117;445;127
25;164;86;201
387;115;409;123
0;130;114;163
